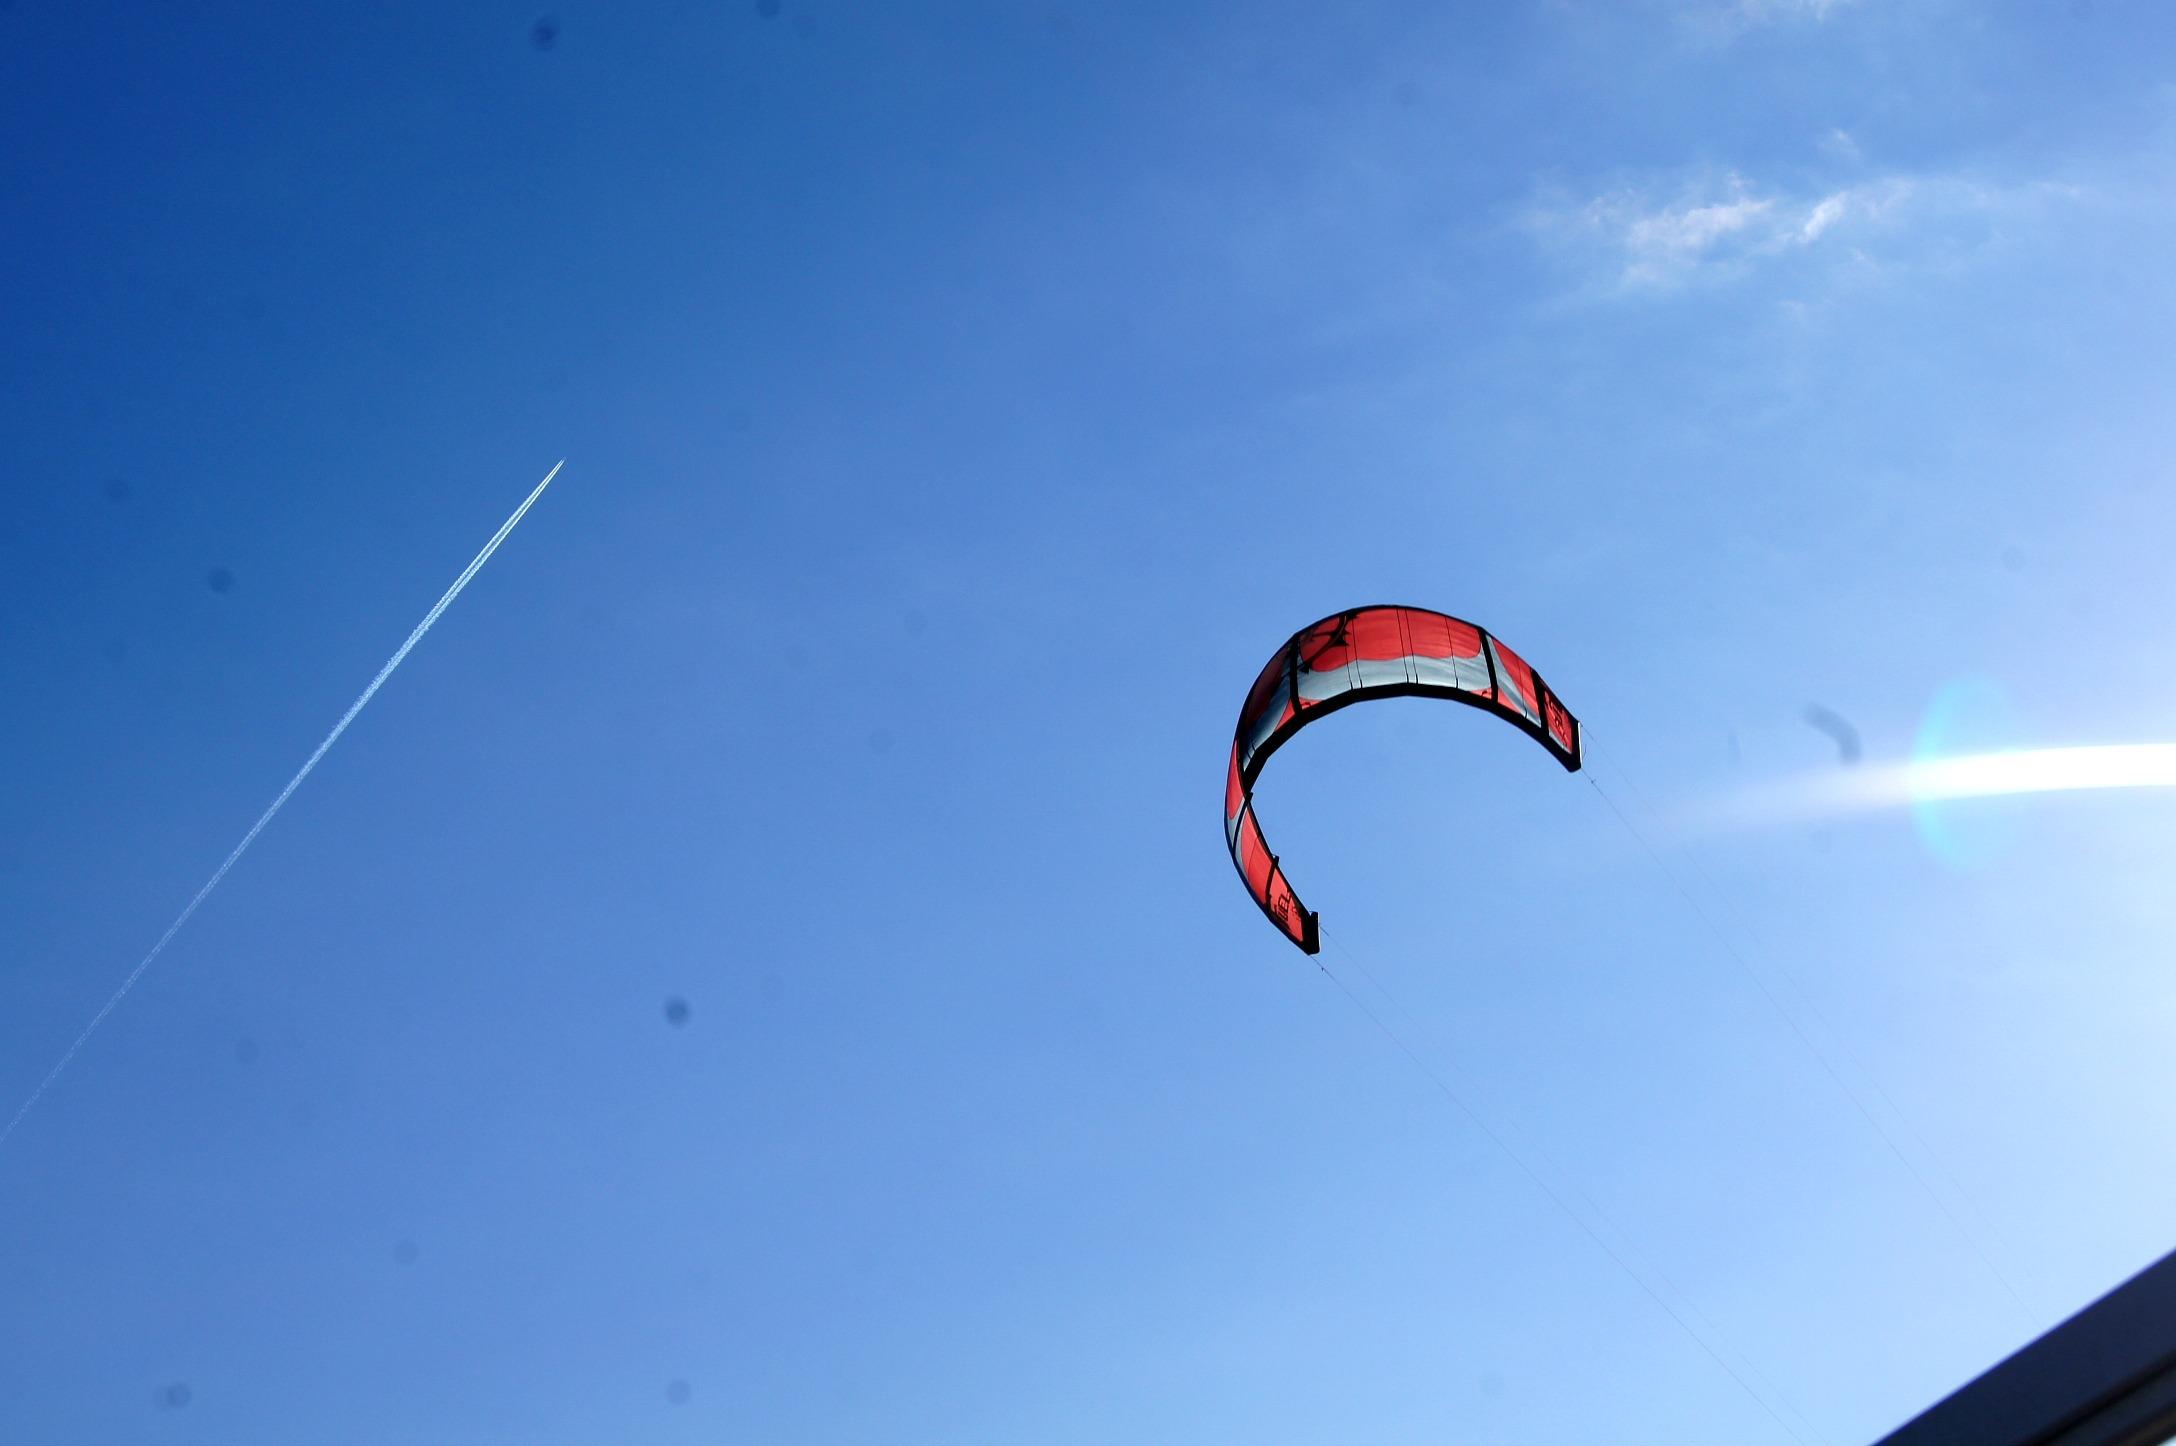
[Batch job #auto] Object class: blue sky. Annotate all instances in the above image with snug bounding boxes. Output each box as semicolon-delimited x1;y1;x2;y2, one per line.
5;2;2176;1442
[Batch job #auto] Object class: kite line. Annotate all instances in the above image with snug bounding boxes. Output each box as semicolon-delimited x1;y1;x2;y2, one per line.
1315;930;1825;1446
1578;729;2043;1331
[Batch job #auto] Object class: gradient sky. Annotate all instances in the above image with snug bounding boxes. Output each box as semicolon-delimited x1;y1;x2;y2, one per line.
6;3;2176;1443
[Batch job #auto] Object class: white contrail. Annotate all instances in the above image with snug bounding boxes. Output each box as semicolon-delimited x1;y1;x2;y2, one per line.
1;460;564;1150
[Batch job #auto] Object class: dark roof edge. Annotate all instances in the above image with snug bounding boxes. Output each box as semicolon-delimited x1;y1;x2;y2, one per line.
1874;1248;2176;1446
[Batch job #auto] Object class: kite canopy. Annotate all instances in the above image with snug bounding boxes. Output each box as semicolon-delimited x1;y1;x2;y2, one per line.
1225;605;1582;954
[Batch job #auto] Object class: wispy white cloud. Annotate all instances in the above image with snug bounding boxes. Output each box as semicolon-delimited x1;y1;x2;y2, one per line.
1732;0;1864;18
1819;128;1863;165
1675;0;1870;39
1797;192;1849;241
1525;166;2077;294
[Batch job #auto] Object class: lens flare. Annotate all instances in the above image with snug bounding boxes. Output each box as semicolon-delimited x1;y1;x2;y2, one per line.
1908;676;2024;869
1700;744;2176;837
1903;744;2176;803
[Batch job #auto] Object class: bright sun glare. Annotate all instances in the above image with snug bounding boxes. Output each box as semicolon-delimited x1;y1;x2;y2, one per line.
1705;744;2176;833
1901;744;2176;803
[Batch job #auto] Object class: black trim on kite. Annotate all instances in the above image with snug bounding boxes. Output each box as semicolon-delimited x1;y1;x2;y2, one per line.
1221;797;1321;955
1239;678;1582;793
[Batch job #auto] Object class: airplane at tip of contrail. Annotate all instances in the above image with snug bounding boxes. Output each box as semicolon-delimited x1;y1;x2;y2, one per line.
0;459;566;1153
